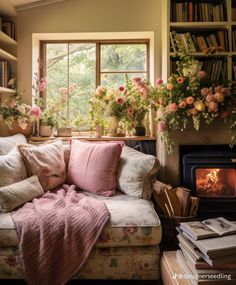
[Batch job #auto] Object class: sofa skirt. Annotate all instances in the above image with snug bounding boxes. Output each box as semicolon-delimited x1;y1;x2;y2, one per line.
0;245;160;280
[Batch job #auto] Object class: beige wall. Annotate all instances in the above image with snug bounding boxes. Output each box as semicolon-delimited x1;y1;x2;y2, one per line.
17;0;162;104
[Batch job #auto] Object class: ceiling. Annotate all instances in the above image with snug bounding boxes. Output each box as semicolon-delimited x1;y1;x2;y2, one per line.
10;0;43;6
9;0;64;9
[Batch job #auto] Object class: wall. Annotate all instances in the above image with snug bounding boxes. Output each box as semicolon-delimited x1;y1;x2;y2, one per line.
17;0;162;104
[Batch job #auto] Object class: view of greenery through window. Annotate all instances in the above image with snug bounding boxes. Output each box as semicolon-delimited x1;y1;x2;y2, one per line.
44;42;148;129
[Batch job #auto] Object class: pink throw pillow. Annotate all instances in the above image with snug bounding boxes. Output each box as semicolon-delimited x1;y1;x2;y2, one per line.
18;140;66;191
67;140;123;196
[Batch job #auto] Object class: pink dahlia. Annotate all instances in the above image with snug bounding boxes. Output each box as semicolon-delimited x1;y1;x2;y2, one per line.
31;106;42;118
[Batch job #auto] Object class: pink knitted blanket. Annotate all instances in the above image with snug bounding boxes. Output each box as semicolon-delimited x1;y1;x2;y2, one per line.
12;185;110;285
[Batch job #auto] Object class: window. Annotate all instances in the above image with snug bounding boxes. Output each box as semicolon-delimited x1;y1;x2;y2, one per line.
40;40;149;129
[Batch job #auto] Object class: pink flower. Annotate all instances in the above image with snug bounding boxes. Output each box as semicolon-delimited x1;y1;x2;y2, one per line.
215;85;223;92
168;103;178;112
38;78;47;92
189;108;198;116
140;87;149;98
208;101;218;113
214;92;224;103
167;83;174;90
221;87;230;96
119;86;125;92
96;85;105;96
155;78;163;85
9;100;17;108
201;88;209;96
132;77;142;85
179;100;187;109
206;94;215;103
31;106;41;118
123;222;138;237
220;110;231;118
176;77;185;84
127;107;134;116
158;121;167;132
186;96;195;105
198;70;207;78
116;97;124;105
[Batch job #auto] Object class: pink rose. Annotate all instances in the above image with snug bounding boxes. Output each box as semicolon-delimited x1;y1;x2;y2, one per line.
198;70;207;78
176;77;185;84
38;78;47;92
132;77;142;85
214;92;224;103
201;88;209;96
221;87;230;96
168;103;178;112
208;101;218;113
186;96;195;105
206;94;214;103
189;108;198;116
155;78;163;85
215;85;223;92
167;83;174;90
127;107;134;116
31;106;41;118
96;86;105;96
157;121;167;132
119;86;125;92
179;100;187;108
116;97;124;105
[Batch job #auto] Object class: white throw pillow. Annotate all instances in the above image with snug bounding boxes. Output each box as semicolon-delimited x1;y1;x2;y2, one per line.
0;175;44;212
0;134;27;155
0;148;28;187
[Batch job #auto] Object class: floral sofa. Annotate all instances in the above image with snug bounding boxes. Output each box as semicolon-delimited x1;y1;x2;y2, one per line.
0;134;162;281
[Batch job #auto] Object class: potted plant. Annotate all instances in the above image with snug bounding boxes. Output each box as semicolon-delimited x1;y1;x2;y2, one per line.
0;93;41;137
40;109;58;137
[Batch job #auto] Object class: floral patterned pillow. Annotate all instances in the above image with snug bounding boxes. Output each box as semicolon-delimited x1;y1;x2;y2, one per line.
18;140;66;191
0;148;28;187
116;146;160;200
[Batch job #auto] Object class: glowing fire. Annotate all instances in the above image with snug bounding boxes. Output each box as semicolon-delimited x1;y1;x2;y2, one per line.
196;168;235;197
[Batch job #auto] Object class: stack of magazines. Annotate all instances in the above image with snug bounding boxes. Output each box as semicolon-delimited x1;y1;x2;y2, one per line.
176;217;236;285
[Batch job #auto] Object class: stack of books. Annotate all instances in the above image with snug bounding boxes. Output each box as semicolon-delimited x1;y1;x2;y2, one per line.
176;217;236;284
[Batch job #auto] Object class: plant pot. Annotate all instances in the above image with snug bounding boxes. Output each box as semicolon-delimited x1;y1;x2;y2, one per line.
57;127;72;137
133;126;146;136
8;120;33;138
40;125;53;137
107;116;119;137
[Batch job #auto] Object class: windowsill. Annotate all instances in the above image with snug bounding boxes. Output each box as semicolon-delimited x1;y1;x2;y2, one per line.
28;135;156;142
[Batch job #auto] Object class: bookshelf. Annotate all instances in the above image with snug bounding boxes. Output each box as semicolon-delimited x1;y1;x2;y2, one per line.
162;0;236;92
0;1;16;96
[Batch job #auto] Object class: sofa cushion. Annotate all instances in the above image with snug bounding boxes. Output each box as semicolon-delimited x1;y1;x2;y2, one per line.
0;192;161;247
117;146;160;200
0;134;27;155
18;140;66;191
0;175;44;213
0;148;28;188
67;140;123;196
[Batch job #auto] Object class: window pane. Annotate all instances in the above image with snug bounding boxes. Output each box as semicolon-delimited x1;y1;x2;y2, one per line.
101;73;146;88
46;43;68;127
101;44;147;72
69;43;96;129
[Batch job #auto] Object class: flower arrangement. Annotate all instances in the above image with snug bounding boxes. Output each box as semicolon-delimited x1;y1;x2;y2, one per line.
89;76;154;132
154;53;236;153
0;93;41;130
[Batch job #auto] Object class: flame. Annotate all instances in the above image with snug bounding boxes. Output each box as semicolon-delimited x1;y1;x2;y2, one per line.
206;169;220;184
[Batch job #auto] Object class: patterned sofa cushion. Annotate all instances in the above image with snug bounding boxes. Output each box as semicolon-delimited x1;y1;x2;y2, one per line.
0;192;161;248
117;146;160;200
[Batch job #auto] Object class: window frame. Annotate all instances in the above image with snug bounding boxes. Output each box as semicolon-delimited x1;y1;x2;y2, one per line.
39;39;150;128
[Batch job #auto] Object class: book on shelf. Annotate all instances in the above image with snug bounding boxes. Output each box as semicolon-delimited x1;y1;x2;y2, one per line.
180;217;236;240
0;17;15;40
0;61;10;88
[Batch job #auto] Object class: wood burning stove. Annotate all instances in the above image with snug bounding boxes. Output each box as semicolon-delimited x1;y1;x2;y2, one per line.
181;146;236;218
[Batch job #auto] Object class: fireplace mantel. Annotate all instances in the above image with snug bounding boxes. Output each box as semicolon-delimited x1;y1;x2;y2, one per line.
156;121;232;186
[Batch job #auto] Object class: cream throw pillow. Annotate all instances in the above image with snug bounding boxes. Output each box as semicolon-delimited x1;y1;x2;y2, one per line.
0;134;27;155
18;140;66;191
0;148;28;187
0;175;44;212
